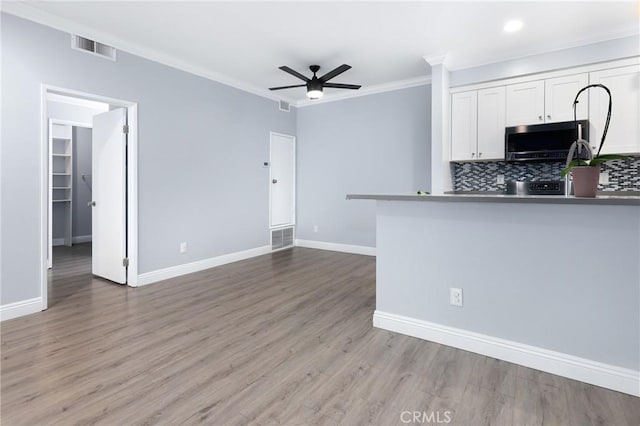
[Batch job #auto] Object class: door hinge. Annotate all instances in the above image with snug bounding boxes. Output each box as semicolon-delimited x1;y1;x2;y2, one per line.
123;125;129;134
123;258;129;267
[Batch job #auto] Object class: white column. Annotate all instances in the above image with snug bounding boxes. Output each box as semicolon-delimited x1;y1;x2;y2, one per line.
424;54;452;194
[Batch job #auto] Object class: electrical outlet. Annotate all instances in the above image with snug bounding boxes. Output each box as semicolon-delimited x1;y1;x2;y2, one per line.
599;171;609;185
496;174;505;185
180;242;187;254
313;225;319;233
450;288;463;307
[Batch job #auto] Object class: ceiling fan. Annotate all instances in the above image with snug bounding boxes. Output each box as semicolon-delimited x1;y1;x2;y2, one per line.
269;64;361;100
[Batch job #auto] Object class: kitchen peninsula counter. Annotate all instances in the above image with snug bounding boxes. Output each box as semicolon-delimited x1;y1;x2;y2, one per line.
348;192;640;397
347;192;640;206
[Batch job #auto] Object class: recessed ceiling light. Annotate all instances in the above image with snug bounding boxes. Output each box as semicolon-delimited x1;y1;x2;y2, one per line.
504;19;523;33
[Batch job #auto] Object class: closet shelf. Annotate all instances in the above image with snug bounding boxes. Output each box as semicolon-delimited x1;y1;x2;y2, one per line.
50;122;74;248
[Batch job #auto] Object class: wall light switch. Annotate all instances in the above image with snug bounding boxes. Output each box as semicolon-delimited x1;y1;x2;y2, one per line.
450;288;463;307
599;171;609;185
180;242;188;254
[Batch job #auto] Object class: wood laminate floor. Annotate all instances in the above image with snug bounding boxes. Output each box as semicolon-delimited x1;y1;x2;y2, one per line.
1;245;638;425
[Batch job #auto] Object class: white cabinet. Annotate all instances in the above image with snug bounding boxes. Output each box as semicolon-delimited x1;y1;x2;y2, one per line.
506;80;544;126
451;88;505;161
589;65;640;155
506;74;588;126
545;74;589;123
477;86;506;160
451;91;477;161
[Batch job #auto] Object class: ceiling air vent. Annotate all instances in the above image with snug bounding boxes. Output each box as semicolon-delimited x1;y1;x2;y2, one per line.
71;35;116;61
279;100;290;112
271;227;294;251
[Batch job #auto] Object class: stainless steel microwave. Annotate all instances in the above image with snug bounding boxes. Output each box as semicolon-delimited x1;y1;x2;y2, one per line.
505;120;589;162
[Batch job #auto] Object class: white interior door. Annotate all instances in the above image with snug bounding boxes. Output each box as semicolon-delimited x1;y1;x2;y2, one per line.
92;108;127;284
270;133;295;228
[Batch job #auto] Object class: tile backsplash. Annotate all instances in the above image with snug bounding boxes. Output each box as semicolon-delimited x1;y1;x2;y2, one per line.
452;156;640;192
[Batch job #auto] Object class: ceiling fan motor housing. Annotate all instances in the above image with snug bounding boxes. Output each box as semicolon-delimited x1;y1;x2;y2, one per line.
307;78;323;93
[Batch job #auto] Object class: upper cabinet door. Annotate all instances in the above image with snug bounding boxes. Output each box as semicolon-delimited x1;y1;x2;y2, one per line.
589;65;640;155
477;86;506;161
450;91;478;161
506;80;545;126
544;74;589;123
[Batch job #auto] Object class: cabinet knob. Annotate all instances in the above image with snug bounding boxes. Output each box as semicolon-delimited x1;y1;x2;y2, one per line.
272;179;278;184
538;115;543;120
547;114;551;119
88;201;96;207
471;153;475;157
478;152;482;157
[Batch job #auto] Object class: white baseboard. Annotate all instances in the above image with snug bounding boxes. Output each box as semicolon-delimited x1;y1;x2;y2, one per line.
295;239;376;256
0;297;43;321
73;235;92;244
373;310;640;397
52;235;92;246
137;245;272;286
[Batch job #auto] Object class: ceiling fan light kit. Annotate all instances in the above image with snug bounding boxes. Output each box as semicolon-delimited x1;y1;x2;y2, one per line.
307;88;323;99
269;64;361;100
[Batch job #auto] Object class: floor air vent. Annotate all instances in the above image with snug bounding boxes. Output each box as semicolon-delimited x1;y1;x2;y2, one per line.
71;35;116;61
271;227;294;250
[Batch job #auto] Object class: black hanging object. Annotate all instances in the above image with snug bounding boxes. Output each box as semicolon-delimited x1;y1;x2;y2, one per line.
269;64;361;96
572;84;612;157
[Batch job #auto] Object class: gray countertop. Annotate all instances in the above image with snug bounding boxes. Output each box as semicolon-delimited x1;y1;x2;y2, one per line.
346;193;640;206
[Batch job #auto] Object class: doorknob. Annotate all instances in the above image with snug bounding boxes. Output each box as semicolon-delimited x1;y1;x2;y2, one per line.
272;179;278;184
88;201;96;207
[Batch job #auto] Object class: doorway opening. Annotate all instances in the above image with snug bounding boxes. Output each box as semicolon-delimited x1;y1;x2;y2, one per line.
41;86;139;310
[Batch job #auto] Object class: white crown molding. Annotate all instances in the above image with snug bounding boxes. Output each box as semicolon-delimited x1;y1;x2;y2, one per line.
374;310;640;397
47;92;109;111
295;75;431;108
423;53;450;68
4;1;636;108
1;1;286;103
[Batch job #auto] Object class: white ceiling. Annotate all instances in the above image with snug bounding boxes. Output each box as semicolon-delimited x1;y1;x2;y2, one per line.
4;1;639;104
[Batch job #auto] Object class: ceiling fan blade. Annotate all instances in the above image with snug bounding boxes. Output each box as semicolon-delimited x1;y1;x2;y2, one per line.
323;83;361;90
320;64;351;82
278;66;310;82
269;84;307;91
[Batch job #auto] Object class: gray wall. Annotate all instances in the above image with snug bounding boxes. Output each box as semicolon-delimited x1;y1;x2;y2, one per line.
450;35;639;87
377;200;640;369
296;85;431;248
73;127;92;238
1;13;296;305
